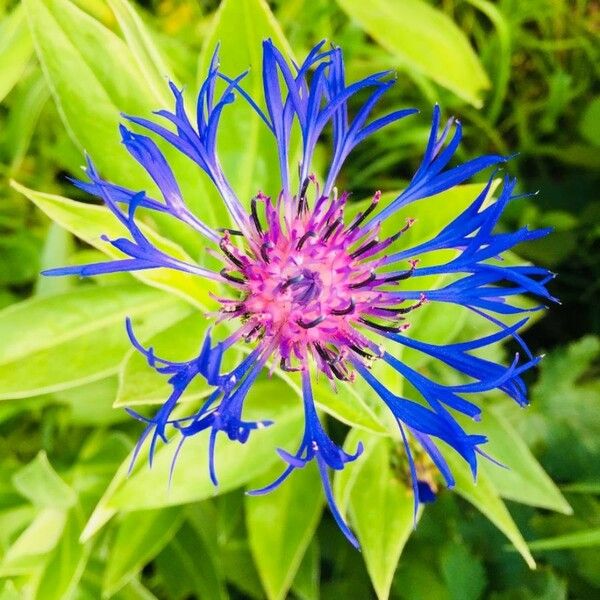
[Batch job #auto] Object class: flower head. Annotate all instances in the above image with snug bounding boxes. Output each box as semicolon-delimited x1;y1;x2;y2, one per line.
45;40;555;548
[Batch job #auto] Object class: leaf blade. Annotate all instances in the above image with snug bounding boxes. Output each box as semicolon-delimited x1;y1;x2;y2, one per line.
246;464;324;600
0;284;186;399
336;0;490;106
348;435;416;600
444;448;536;569
12;181;213;309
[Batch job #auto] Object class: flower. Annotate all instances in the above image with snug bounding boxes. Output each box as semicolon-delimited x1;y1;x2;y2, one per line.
45;40;555;548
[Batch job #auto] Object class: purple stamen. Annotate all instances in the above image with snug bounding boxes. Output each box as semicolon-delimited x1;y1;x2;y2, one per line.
330;298;355;315
297;315;326;329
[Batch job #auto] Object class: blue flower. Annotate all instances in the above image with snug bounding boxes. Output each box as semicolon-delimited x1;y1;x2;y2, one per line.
45;40;555;548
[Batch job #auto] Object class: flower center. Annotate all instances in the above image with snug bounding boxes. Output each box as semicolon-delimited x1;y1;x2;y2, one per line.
243;230;367;341
216;185;421;378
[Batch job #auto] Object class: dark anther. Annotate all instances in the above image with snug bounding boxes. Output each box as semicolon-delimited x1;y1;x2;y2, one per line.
359;317;403;333
349;343;373;358
372;300;424;314
260;243;271;263
381;229;406;248
322;217;342;242
315;343;347;379
350;238;379;259
349;271;376;289
217;228;244;236
296;230;316;250
300;177;310;199
372;306;399;313
330;298;355;316
347;198;379;232
369;220;415;256
280;357;302;372
244;324;262;341
329;361;349;381
379;267;415;284
251;198;263;235
314;343;332;363
297;196;306;216
297;315;325;329
219;240;245;269
297;177;310;215
220;268;246;285
315;342;341;365
393;300;425;314
381;219;415;248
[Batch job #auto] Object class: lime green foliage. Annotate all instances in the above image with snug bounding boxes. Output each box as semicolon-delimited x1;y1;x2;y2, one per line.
336;0;490;106
0;0;597;598
346;435;416;600
246;464;324;600
0;5;33;104
0;283;189;399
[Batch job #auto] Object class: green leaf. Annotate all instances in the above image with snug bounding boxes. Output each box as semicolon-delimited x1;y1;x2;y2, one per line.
0;508;66;575
526;528;600;552
0;232;41;286
0;505;36;551
312;377;387;435
578;96;600;147
561;481;600;494
220;540;263;599
478;408;572;514
35;223;75;297
0;582;21;600
24;0;219;248
12;452;76;510
34;507;93;600
157;524;228;600
348;436;415;600
12;181;213;309
531;336;600;432
1;68;50;174
246;463;324;600
333;428;381;518
81;379;303;539
23;0;156;186
54;377;128;425
186;502;230;599
290;540;320;600
0;284;186;399
336;0;489;106
197;0;293;203
440;542;487;600
466;0;511;123
444;449;536;569
393;557;450;600
517;336;600;487
107;0;174;106
114;578;160;600
0;5;34;102
103;507;185;597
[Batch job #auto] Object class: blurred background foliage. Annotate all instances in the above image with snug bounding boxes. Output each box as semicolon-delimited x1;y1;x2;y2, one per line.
0;0;598;599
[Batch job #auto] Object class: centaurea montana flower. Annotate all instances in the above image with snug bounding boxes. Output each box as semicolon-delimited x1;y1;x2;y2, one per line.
46;41;555;548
